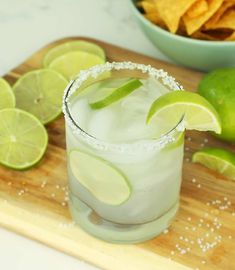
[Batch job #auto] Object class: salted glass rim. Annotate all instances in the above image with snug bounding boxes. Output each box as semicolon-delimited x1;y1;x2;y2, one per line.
62;61;185;152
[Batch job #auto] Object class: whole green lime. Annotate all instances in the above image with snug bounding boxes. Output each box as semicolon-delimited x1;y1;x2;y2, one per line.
198;68;235;142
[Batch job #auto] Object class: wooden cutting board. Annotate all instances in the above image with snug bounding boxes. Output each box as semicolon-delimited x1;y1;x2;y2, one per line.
0;37;235;270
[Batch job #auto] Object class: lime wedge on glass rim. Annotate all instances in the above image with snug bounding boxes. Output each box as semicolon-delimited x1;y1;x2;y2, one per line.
43;40;106;67
193;148;235;180
12;69;68;125
89;78;143;109
147;91;221;134
0;108;48;170
69;149;131;205
0;78;15;109
48;51;105;81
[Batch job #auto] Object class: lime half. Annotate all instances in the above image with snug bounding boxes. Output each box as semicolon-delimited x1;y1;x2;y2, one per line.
43;40;106;67
69;149;131;205
13;69;68;125
192;148;235;180
0;108;48;170
48;51;105;81
89;79;143;109
147;91;221;134
0;78;15;109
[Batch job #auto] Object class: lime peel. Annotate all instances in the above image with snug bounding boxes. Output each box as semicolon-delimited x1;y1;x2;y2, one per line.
43;40;106;67
48;51;105;81
89;79;143;109
192;148;235;180
69;149;131;205
12;69;68;125
0;78;15;109
0;108;48;170
147;91;221;134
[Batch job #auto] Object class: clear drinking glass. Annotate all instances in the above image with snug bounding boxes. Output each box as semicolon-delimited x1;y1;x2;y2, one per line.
63;62;184;244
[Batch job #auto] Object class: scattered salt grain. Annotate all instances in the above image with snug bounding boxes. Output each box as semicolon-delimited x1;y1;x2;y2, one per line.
41;181;47;188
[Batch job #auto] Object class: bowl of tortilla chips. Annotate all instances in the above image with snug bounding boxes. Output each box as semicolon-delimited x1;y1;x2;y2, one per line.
129;0;235;71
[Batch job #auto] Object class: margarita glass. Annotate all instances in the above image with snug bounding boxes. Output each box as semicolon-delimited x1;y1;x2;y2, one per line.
63;62;184;243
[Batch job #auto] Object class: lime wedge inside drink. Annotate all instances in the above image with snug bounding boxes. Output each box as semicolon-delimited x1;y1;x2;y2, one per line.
89;78;143;109
69;149;131;205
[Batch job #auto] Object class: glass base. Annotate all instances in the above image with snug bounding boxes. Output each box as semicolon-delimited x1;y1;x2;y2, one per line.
69;193;179;244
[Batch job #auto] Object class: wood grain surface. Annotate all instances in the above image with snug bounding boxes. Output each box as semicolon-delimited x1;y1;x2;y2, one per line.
0;37;235;270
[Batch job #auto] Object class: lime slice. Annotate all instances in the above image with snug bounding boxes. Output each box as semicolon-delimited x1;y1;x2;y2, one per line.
147;91;221;134
0;108;48;170
0;78;15;109
48;51;105;81
192;148;235;180
13;69;68;125
43;40;106;67
69;149;131;205
89;79;143;109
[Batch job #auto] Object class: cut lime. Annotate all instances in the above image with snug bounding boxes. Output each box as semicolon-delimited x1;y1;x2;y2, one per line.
0;78;15;109
89;79;143;109
13;69;68;125
0;108;48;170
147;91;221;134
43;40;106;67
69;149;131;205
192;148;235;180
48;51;105;81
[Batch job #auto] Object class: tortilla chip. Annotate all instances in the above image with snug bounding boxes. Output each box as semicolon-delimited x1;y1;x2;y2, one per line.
204;1;235;29
154;0;197;33
140;0;166;26
205;8;235;30
191;29;233;41
183;0;224;35
191;30;218;40
141;1;157;13
226;31;235;40
144;13;165;26
186;0;208;18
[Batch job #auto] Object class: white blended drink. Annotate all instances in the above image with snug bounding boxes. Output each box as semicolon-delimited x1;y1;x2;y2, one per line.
63;62;184;243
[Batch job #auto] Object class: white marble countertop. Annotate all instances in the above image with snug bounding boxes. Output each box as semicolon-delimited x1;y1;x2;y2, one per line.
0;0;170;269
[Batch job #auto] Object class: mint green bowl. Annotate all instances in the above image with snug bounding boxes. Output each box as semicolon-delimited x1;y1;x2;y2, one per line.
128;0;235;71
